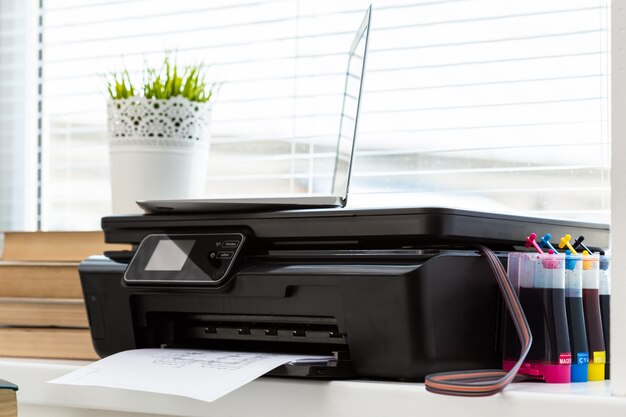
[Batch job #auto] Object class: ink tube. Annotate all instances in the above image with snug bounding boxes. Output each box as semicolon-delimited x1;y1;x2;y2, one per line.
582;252;606;381
564;252;589;382
599;254;610;379
503;253;571;383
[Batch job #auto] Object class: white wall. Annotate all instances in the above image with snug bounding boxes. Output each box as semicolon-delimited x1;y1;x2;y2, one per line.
611;0;626;397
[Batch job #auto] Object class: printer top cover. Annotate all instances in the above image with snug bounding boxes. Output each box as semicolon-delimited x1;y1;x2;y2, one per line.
101;206;609;248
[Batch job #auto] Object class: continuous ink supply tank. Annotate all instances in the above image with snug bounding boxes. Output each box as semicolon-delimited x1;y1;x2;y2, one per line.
564;252;588;382
582;252;606;381
503;252;571;383
599;254;610;379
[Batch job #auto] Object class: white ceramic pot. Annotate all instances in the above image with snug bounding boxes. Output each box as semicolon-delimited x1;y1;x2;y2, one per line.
107;96;211;214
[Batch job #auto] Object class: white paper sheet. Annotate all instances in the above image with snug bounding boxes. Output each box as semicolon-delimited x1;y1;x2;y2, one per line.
49;348;331;402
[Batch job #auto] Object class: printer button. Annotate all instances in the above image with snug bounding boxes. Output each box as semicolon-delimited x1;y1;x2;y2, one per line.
217;251;234;259
85;293;106;339
207;251;221;268
221;240;240;248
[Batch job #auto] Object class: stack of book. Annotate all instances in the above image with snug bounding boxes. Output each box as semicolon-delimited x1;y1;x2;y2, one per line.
0;380;17;417
0;231;127;360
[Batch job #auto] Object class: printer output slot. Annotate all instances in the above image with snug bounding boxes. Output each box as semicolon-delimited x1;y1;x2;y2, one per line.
141;313;348;352
177;314;347;345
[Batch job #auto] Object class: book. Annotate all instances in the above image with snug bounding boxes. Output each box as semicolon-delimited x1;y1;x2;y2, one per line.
1;231;128;262
0;261;82;298
0;298;88;328
0;328;98;360
0;380;17;417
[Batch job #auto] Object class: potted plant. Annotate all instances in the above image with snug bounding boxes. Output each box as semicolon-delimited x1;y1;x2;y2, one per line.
106;58;216;214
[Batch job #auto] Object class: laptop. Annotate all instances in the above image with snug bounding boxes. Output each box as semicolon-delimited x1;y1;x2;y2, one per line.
138;6;372;214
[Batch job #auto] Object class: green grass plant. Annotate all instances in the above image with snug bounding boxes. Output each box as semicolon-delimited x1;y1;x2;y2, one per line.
106;57;216;103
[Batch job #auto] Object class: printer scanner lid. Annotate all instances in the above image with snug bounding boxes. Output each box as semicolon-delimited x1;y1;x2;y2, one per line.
101;206;609;250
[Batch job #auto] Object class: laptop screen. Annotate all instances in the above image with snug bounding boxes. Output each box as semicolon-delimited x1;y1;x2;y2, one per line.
137;6;373;215
331;6;371;200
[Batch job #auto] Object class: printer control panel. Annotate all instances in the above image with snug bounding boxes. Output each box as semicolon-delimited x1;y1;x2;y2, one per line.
124;233;245;285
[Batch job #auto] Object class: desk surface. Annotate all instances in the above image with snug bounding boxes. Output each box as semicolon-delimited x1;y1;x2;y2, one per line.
0;357;625;417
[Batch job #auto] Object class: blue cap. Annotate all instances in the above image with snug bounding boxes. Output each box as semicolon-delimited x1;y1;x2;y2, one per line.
565;250;578;270
539;233;559;253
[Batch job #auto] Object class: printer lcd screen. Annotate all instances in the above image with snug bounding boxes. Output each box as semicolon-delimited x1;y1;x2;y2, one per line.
145;240;196;271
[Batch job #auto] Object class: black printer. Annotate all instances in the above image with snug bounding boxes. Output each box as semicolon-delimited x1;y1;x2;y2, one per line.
79;207;609;381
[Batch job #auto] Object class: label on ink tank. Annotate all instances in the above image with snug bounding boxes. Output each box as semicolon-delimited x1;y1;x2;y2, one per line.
576;352;589;364
559;353;572;365
593;351;606;364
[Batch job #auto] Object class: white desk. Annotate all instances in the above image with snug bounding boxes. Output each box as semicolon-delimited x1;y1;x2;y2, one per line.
1;357;625;417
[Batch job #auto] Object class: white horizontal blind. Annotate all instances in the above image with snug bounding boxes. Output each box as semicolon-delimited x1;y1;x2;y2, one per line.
41;0;610;229
353;0;610;222
0;0;38;231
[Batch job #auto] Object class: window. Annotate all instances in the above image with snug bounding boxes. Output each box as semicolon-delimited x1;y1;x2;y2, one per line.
0;0;611;230
0;0;38;231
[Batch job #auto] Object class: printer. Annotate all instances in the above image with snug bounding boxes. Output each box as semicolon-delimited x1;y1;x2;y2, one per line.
79;206;609;381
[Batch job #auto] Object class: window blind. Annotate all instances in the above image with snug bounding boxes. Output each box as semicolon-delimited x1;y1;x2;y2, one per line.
38;0;609;229
0;0;38;231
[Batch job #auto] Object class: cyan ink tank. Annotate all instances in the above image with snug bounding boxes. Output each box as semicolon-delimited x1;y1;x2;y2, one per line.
599;253;610;379
503;252;571;383
582;252;606;381
564;251;589;382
